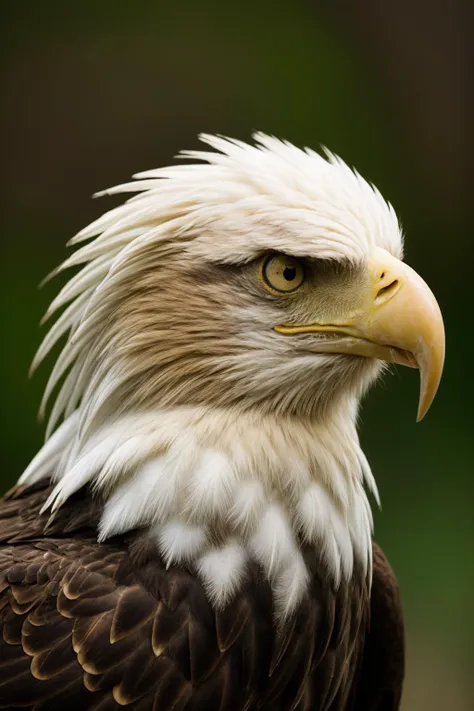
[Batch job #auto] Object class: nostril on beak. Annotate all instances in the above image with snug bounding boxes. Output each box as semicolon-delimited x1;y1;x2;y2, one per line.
375;279;399;304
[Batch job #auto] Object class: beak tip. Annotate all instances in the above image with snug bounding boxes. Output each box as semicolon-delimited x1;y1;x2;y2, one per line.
416;395;431;422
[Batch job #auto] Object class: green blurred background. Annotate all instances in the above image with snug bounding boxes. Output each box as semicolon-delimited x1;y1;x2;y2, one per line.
1;2;473;708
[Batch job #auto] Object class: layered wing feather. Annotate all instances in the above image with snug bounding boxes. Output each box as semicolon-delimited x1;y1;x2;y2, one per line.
0;481;401;711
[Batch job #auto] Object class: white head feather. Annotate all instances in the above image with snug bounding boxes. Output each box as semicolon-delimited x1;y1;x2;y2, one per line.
20;132;403;617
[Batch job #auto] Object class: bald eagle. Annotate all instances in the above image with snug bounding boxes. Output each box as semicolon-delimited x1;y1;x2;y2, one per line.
0;134;444;711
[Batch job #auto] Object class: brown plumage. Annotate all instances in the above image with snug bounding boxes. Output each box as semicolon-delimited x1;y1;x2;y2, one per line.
0;479;403;711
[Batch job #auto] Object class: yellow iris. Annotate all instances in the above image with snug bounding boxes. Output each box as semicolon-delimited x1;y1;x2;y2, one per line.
261;254;305;294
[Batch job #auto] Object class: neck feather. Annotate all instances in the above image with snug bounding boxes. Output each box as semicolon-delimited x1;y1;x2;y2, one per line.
20;402;377;618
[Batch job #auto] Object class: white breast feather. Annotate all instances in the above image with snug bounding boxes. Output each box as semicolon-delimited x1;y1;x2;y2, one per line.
22;406;376;618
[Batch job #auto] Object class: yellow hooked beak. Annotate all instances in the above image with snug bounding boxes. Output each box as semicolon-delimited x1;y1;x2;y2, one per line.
274;248;445;421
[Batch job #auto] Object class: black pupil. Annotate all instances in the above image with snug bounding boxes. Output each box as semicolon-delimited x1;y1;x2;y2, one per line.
283;266;297;282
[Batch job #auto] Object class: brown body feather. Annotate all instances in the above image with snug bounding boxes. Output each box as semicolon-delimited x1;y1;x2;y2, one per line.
0;481;403;711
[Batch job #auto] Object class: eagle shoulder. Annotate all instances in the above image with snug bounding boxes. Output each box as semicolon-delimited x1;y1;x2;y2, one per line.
348;543;405;711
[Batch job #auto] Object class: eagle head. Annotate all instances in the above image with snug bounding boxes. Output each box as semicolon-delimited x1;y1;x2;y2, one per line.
21;133;445;617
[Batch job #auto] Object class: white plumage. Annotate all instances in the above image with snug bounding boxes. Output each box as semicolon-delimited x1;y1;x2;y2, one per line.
20;133;407;617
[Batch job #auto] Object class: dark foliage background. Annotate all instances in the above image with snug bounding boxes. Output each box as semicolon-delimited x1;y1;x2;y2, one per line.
1;2;472;708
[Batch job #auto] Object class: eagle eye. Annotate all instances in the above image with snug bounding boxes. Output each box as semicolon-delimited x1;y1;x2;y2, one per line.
261;254;305;294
